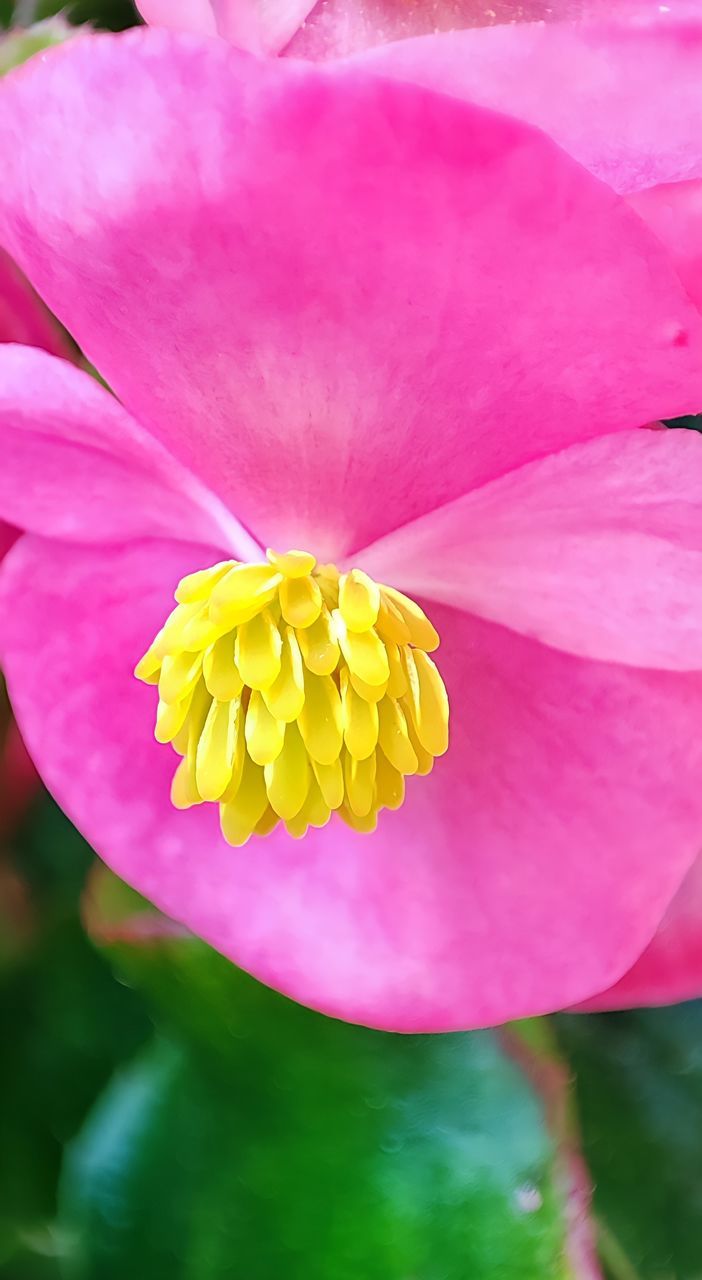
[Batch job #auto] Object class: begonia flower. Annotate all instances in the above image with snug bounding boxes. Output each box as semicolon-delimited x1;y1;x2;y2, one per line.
2;31;702;1031
140;0;702;1016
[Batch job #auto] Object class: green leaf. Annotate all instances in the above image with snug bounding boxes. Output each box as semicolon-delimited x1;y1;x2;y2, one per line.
60;1033;577;1280
0;15;73;73
558;1006;702;1280
65;869;599;1279
0;803;150;1276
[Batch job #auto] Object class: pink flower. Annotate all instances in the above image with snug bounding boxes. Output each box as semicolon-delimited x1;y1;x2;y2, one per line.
2;30;702;1031
136;0;618;57
140;0;702;1018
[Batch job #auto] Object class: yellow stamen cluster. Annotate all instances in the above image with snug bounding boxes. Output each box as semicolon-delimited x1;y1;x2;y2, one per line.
135;549;449;846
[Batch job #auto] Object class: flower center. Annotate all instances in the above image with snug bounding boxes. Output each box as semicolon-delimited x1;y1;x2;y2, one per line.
135;549;449;846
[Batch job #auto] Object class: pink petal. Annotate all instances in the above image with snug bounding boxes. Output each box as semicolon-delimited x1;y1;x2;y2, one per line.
350;13;702;193
135;0;219;34
358;429;702;671
5;535;702;1031
628;179;702;313
138;0;317;52
0;521;18;560
0;343;237;547
347;15;702;317
286;0;620;59
2;34;702;560
0;248;71;357
577;856;702;1012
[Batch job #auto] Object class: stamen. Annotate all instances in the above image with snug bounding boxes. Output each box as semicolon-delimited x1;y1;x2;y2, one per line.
135;548;449;846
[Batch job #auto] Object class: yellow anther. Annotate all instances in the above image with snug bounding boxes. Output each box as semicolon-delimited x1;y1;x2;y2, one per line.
155;688;194;745
279;575;323;628
203;634;243;702
382;587;439;653
171;757;201;809
312;757;344;810
175;561;234;604
377;696;418;776
402;647;449;758
135;547;449;847
245;690;285;766
220;753;268;846
340;670;379;761
298;672;343;766
376;593;411;646
285;777;330;838
158;650;201;704
262;626;305;722
338;803;378;834
255;806;280;837
264;721;310;820
375;750;405;810
267;548;317;578
134;646;162;685
210;562;281;626
334;612;389;687
412;650;450;756
385;641;408;699
406;716;435;777
196;697;242;802
338;569;380;632
156;602;206;657
344;750;377;818
235;610;282;690
349;670;388;704
296;607;339;675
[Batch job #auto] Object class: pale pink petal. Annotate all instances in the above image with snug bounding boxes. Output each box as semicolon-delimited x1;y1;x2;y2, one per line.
2;34;702;561
137;0;317;49
213;0;317;50
629;180;702;313
350;14;702;194
4;536;702;1031
0;343;238;547
286;0;621;59
346;15;702;317
0;248;71;357
577;856;702;1011
136;0;219;34
359;429;702;671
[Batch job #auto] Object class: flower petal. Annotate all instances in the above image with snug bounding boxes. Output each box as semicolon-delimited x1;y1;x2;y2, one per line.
2;33;702;560
350;13;702;194
0;247;71;356
285;0;617;59
0;343;239;548
138;0;317;52
5;536;702;1031
0;521;18;561
628;179;702;313
135;0;219;34
348;15;702;314
577;856;702;1012
358;429;702;671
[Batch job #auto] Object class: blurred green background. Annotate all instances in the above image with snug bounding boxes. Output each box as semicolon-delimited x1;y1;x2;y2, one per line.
0;0;139;31
2;2;702;1277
